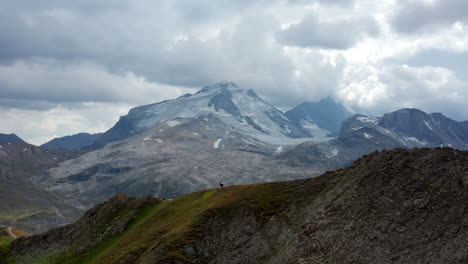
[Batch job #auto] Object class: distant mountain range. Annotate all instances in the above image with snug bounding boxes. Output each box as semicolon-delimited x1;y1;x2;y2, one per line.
285;97;352;137
41;133;102;150
3;81;468;235
28;83;468;211
279;108;468;168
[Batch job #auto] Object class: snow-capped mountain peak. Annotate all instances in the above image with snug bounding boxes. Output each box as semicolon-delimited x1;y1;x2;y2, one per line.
95;82;312;146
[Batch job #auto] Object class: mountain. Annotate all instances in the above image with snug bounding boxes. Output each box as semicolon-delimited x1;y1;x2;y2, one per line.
32;115;321;208
94;81;313;147
379;108;468;148
280;108;468;168
41;132;103;150
8;148;468;264
0;168;83;234
0;136;83;234
0;134;25;144
0;137;77;179
285;97;352;137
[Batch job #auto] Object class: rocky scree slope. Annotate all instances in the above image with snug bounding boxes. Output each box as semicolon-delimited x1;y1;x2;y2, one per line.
8;148;468;264
33;115;321;208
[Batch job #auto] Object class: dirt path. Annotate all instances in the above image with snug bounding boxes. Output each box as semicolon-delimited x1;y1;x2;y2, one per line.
6;226;17;239
0;224;17;239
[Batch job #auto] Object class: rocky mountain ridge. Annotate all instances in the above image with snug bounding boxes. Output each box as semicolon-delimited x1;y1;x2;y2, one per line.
41;132;103;150
280;108;468;168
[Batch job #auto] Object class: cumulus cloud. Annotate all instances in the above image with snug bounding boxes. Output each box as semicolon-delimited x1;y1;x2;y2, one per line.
0;59;192;110
339;63;468;120
391;0;468;33
277;14;379;49
0;103;132;145
1;0;467;142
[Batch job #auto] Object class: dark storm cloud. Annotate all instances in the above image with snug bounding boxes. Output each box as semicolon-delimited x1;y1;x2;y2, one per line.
276;14;379;49
391;0;468;33
0;0;345;110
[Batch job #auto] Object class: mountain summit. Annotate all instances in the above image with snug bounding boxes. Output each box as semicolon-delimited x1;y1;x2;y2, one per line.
95;81;312;146
285;97;352;137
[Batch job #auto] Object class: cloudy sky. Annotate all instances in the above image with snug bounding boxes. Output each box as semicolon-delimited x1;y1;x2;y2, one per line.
1;0;467;144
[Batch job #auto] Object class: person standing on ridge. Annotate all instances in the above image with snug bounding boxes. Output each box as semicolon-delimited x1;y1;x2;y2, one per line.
219;181;224;188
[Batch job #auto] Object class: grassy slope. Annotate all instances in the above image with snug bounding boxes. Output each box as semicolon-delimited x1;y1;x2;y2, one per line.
34;181;298;264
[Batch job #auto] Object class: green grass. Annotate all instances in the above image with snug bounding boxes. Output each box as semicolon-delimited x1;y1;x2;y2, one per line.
12;182;298;264
0;238;13;264
82;183;293;264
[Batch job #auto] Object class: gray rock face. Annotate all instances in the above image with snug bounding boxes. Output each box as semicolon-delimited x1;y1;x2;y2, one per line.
94;81;312;147
379;108;468;148
33;115;322;208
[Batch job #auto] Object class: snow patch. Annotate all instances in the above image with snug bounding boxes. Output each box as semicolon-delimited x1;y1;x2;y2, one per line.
214;139;222;149
166;120;181;127
424;120;433;130
405;137;427;145
352;127;363;131
241;139;256;146
363;133;373;139
156;139;163;143
275;146;284;154
144;137;152;141
192;133;199;136
23;148;28;152
325;148;339;158
357;116;378;124
299;120;331;138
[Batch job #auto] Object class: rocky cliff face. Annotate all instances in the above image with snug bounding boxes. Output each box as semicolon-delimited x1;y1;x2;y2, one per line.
9;148;468;264
32;116;321;208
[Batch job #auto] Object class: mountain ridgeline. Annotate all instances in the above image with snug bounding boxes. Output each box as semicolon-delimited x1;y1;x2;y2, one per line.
6;148;468;264
41;133;103;150
279;108;468;169
93;81;315;147
285;97;352;137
